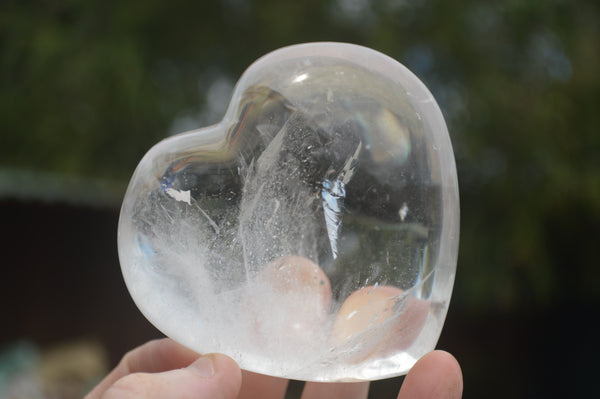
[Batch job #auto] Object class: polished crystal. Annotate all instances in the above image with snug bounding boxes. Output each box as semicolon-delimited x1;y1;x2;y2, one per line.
118;42;460;381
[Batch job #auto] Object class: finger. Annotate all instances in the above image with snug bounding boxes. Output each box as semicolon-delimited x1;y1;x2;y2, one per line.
86;338;201;398
301;381;369;399
238;370;289;399
397;350;463;399
101;353;242;399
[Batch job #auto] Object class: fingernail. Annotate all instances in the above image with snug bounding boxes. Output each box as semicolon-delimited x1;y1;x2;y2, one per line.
191;355;215;378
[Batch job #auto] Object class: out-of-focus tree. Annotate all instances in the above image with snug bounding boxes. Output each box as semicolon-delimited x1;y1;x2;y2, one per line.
1;0;599;312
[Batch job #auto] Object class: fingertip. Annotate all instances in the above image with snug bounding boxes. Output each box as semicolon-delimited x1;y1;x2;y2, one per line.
200;353;242;381
422;350;462;379
189;354;216;378
120;338;200;375
191;353;242;398
398;350;463;399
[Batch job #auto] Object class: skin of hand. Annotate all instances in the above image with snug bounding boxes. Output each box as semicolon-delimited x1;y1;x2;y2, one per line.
85;338;462;399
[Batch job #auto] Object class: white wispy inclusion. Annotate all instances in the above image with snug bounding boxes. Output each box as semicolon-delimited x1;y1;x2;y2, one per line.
321;142;362;258
322;178;345;259
165;187;192;205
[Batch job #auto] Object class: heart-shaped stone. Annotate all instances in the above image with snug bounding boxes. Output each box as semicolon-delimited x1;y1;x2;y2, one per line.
118;42;459;381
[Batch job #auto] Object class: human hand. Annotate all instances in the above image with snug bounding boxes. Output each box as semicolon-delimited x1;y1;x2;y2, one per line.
85;338;462;399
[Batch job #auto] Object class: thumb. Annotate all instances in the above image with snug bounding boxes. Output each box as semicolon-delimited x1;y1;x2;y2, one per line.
101;353;242;399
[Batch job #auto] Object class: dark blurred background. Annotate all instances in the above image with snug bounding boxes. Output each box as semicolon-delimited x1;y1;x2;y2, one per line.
1;0;599;397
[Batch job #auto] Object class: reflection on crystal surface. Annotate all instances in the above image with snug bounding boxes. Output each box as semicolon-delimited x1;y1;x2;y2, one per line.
118;42;459;381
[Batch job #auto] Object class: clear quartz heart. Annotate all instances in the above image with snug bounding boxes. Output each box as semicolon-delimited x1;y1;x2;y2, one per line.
118;42;459;382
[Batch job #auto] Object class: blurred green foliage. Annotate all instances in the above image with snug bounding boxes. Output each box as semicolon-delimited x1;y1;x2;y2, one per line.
1;0;599;312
